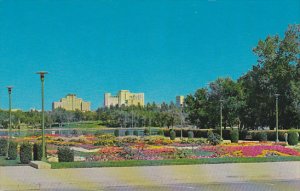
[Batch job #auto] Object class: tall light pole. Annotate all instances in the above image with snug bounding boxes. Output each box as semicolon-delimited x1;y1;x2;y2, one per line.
6;86;13;158
220;99;223;140
275;94;280;143
180;104;183;140
36;71;48;161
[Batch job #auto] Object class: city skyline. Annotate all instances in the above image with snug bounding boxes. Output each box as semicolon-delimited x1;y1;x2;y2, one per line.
0;0;299;111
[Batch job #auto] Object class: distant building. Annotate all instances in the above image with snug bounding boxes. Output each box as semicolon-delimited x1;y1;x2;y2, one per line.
104;90;144;107
176;96;185;107
52;94;91;111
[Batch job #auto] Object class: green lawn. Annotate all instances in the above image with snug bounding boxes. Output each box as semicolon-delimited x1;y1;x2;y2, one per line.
0;156;25;166
50;156;300;169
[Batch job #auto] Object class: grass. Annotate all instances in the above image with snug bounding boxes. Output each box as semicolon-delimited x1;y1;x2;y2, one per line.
50;156;300;169
0;156;26;166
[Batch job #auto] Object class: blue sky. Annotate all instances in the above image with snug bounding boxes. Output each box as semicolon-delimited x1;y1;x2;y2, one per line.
0;0;299;111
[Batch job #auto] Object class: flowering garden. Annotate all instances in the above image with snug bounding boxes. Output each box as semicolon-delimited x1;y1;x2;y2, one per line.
1;129;300;168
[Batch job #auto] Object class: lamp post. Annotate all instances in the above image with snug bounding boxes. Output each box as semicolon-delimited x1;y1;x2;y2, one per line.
220;99;224;140
36;71;48;161
6;86;13;158
275;94;280;143
180;104;183;140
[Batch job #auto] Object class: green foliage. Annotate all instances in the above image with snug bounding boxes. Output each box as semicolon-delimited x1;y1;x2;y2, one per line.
0;138;8;156
125;130;130;136
187;131;194;139
133;130;139;136
157;129;164;136
20;142;32;164
8;141;17;160
180;138;207;145
207;131;222;145
230;129;239;143
120;136;139;144
114;129;120;137
58;147;74;162
170;130;176;140
252;132;268;141
94;130;104;136
288;131;299;145
144;128;150;136
94;134;117;146
33;142;46;161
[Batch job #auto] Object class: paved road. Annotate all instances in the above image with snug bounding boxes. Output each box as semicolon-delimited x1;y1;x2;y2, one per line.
1;162;300;190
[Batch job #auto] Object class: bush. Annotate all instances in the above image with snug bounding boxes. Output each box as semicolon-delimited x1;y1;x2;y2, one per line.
133;130;139;136
230;129;239;143
20;142;32;164
207;131;222;145
114;129;120;137
125;130;130;136
239;129;248;140
8;141;18;160
94;130;104;136
33;142;46;161
157;129;164;136
288;131;299;146
181;138;207;145
0;138;8;156
94;134;117;146
120;136;139;143
144;128;150;136
257;132;268;141
188;131;194;139
170;130;176;140
57;147;74;162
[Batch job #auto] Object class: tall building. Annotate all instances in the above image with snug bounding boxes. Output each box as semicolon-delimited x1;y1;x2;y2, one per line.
52;94;91;111
176;95;185;107
104;90;144;107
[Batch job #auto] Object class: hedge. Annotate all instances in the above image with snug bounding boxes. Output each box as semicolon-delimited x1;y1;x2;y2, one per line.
288;131;299;145
58;147;74;162
8;141;18;160
20;142;32;164
0;138;8;156
33;142;47;161
162;128;300;142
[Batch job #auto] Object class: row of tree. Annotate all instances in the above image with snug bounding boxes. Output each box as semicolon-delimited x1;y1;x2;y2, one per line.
185;25;300;130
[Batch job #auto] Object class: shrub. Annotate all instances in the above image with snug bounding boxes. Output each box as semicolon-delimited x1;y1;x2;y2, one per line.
181;138;207;145
20;142;32;164
188;131;194;139
239;129;248;140
207;131;222;145
0;138;8;156
257;132;268;141
230;129;239;143
8;141;18;160
170;130;176;140
133;130;139;136
114;129;120;137
121;136;139;143
157;129;164;136
125;130;130;136
57;147;74;162
144;128;150;136
33;142;46;161
94;130;104;136
94;134;117;146
288;131;299;146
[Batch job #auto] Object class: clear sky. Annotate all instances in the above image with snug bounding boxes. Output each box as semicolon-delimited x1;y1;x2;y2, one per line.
0;0;299;111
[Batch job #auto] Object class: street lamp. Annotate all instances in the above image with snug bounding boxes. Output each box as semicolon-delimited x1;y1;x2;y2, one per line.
36;71;48;161
180;104;184;140
220;99;224;140
275;94;280;143
6;86;13;158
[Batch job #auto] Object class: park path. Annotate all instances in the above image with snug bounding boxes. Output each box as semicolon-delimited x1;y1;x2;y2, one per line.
1;161;300;190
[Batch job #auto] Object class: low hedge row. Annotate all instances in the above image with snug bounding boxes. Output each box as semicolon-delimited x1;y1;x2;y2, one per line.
162;129;300;142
